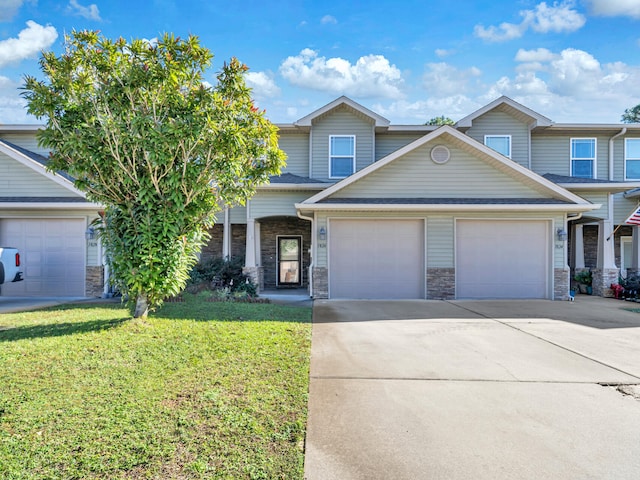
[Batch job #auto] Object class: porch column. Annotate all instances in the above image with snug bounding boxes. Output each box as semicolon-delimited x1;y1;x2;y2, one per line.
629;226;640;279
222;207;231;259
594;219;618;296
242;219;263;291
572;224;585;269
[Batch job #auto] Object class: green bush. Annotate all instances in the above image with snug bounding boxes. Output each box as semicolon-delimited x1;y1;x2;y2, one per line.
187;256;257;296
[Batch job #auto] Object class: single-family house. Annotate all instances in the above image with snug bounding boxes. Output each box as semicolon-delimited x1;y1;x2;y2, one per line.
2;95;640;300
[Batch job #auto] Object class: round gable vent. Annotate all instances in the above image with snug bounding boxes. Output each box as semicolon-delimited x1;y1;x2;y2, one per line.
430;145;450;164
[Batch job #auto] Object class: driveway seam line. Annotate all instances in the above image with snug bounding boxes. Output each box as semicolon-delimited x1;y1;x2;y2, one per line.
446;300;640;382
310;376;636;384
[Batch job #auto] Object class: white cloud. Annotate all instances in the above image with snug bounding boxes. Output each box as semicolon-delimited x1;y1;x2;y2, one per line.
0;75;36;123
474;1;585;42
435;48;455;58
484;47;640;122
422;63;482;97
245;71;281;98
68;0;102;21
0;0;28;22
0;21;58;68
525;1;586;33
321;15;337;25
515;48;555;63
279;48;404;99
374;96;479;123
584;0;640;18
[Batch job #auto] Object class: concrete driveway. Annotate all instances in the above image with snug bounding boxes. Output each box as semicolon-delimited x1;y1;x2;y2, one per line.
304;297;640;480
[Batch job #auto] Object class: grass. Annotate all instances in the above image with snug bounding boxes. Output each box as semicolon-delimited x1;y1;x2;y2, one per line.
0;296;312;479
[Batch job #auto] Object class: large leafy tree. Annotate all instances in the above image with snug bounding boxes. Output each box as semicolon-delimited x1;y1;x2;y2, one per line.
622;104;640;123
425;115;455;126
23;31;285;318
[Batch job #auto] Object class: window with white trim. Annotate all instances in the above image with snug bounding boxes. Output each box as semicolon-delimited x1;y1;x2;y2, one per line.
329;135;355;178
484;135;511;158
571;138;596;178
625;138;640;180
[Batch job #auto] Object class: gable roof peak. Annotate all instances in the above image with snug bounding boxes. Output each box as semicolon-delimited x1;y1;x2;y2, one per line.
295;95;390;127
456;96;554;129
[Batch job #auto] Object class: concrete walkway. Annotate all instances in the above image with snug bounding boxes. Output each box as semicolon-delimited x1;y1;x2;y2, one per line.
304;297;640;479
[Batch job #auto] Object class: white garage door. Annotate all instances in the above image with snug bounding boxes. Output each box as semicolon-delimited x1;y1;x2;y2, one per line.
329;219;424;299
456;220;550;299
0;218;86;296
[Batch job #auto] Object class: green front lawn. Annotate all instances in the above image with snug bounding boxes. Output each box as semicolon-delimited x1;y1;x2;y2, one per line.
0;297;312;479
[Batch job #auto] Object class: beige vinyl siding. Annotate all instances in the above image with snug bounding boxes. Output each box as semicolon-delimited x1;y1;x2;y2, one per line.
0;152;79;197
311;107;374;181
335;141;545;199
614;192;638;224
314;211;566;269
0;133;50;157
427;216;454;267
228;204;247;224
466;111;529;167
278;133;309;177
531;135;569;176
531;134;610;179
571;190;608;219
375;134;424;161
249;191;313;218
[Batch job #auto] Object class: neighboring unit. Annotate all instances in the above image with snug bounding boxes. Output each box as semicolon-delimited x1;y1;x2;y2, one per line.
2;96;640;300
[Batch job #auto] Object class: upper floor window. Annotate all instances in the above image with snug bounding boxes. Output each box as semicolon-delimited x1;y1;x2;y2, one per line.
571;138;596;178
484;135;511;158
329;135;355;178
625;138;640;180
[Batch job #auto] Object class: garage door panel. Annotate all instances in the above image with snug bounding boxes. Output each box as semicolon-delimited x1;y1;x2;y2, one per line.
456;220;550;299
0;218;86;296
329;219;424;299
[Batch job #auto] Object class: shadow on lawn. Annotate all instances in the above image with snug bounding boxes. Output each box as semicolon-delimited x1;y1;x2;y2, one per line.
0;317;129;342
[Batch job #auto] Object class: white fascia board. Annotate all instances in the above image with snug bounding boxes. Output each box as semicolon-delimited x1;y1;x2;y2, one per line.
295;202;600;213
0;142;85;198
559;182;640;193
257;183;328;190
0;124;43;133
0;201;102;210
301;125;591;207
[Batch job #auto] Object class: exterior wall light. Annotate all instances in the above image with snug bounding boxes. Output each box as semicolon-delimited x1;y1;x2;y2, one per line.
318;226;326;241
85;227;95;240
556;228;568;242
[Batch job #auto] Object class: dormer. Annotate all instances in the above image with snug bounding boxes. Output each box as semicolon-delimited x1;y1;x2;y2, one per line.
294;96;390;182
456;96;554;169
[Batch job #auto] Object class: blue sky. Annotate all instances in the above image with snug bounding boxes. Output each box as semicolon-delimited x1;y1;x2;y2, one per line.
1;0;640;124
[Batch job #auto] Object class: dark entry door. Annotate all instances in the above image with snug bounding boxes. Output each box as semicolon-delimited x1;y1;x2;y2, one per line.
277;236;301;286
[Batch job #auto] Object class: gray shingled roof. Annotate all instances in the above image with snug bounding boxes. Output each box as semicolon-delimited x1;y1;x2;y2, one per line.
319;197;573;205
542;173;621;184
0;139;75;183
268;173;326;184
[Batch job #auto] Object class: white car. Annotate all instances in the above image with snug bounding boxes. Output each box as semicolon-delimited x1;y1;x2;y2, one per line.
0;247;24;285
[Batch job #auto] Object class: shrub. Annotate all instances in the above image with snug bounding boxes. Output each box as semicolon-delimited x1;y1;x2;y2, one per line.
187;256;257;296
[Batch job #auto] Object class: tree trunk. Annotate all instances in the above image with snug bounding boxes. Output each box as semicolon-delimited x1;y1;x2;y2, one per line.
133;294;149;318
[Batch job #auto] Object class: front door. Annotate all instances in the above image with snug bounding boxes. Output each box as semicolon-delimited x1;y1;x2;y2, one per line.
277;236;301;286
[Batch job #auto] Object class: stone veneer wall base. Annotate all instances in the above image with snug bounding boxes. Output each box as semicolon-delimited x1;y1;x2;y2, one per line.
312;267;328;299
426;268;455;299
592;268;618;297
554;267;570;301
86;266;104;298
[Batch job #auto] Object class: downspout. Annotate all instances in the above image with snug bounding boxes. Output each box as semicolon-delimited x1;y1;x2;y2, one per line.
609;128;627;181
297;210;315;297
